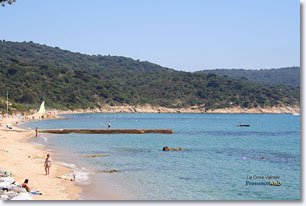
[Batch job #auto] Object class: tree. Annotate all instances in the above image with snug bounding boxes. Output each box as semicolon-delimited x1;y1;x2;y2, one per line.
0;0;16;6
0;41;300;111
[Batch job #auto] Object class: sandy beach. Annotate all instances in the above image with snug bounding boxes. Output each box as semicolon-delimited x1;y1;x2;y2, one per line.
0;114;81;200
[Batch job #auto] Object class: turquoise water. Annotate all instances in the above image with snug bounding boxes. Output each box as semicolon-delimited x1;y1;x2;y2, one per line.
22;113;300;200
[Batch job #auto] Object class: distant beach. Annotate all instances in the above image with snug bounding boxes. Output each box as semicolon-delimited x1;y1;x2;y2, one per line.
58;104;300;114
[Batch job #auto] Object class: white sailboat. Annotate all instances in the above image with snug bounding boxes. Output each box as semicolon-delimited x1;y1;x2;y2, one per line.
38;101;46;114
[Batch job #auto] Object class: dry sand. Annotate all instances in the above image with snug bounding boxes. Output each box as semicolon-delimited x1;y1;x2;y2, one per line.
0;115;81;200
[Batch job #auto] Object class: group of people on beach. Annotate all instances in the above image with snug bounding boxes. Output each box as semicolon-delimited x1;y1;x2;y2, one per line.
21;154;51;192
26;120;113;192
21;128;52;192
35;128;51;174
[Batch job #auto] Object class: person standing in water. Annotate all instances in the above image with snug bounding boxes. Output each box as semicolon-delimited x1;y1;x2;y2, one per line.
44;154;51;175
35;127;38;137
108;121;111;128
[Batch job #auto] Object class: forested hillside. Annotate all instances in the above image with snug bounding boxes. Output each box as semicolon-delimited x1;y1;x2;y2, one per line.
198;67;300;88
0;41;300;112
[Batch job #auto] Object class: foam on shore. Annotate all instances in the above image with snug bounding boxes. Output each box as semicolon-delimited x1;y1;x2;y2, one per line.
56;161;92;185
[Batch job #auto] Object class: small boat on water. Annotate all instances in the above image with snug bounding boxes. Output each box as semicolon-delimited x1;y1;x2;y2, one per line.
237;123;250;127
292;113;300;116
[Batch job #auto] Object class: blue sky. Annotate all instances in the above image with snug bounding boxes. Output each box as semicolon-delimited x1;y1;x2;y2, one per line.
0;0;300;71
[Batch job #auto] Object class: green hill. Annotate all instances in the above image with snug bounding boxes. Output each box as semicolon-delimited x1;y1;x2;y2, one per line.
197;67;300;88
0;41;300;112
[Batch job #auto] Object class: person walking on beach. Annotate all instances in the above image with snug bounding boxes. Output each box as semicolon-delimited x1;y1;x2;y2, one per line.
44;154;51;175
108;121;111;128
35;127;38;137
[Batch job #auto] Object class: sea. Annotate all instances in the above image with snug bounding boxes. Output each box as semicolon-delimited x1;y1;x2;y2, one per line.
20;113;300;200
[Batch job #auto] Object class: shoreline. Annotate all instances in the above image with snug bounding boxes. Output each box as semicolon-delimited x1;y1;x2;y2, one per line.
56;105;300;115
38;139;133;200
12;115;133;200
0;114;82;200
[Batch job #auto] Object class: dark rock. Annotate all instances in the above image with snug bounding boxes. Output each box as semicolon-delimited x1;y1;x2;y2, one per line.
103;170;118;173
163;146;183;151
163;146;170;151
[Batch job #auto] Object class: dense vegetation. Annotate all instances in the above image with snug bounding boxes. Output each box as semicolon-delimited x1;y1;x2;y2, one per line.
0;41;300;112
198;67;300;88
0;0;15;6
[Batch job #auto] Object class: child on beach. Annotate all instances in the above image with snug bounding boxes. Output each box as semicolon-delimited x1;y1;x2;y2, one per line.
44;154;51;175
22;179;31;192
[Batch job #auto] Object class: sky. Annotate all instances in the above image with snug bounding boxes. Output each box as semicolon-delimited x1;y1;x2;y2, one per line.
0;0;300;72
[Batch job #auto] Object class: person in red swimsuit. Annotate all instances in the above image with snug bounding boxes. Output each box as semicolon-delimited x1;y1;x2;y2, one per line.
22;179;31;192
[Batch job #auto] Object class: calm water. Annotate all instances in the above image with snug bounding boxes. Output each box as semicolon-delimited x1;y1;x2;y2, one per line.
22;113;300;200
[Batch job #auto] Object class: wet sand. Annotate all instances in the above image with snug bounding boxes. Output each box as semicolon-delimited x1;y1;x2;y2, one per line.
78;173;135;200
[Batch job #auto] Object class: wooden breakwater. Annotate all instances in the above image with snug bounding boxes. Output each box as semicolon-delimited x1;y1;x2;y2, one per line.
39;129;173;134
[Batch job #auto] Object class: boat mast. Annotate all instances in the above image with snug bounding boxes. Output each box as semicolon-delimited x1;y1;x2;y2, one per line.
6;91;8;117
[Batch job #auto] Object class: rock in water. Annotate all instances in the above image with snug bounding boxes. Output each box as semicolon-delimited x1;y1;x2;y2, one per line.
162;146;183;151
86;154;110;158
163;146;170;151
103;170;118;173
